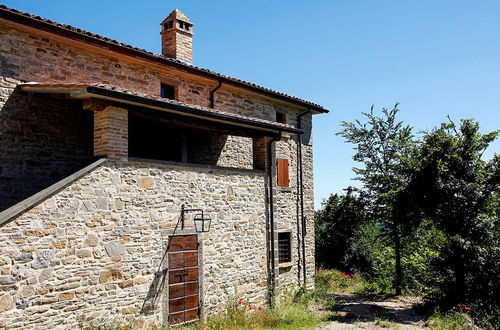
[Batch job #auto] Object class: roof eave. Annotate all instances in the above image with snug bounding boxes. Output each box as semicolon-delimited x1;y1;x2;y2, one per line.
19;84;303;135
85;86;303;134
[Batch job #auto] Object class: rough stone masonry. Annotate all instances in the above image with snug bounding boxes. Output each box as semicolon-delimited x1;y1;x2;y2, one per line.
0;162;268;328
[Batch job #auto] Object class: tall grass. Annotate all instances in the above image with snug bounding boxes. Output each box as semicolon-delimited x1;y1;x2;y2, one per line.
315;269;392;294
181;291;321;330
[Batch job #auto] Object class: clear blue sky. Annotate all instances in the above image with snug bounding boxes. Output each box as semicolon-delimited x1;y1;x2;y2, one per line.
4;0;499;209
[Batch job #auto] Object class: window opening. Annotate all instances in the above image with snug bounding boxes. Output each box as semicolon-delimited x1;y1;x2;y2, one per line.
129;114;247;167
129;115;182;162
164;21;174;30
276;112;287;124
278;232;292;263
161;83;176;100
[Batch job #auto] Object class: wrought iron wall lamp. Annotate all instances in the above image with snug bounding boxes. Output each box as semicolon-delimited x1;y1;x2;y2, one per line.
180;204;212;232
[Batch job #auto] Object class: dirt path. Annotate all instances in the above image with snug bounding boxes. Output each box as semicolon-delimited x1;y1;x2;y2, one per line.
318;293;427;329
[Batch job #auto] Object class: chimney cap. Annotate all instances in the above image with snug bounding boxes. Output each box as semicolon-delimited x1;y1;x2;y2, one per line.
161;9;193;25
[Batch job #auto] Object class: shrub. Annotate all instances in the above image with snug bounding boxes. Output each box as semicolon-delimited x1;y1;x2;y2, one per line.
427;311;470;330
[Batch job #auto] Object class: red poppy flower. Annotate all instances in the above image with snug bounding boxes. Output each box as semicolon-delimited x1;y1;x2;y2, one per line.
237;298;243;304
248;304;253;310
457;304;462;307
465;307;470;310
258;306;263;311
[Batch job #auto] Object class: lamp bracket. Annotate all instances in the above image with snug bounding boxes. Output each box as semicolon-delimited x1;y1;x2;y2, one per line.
180;204;205;230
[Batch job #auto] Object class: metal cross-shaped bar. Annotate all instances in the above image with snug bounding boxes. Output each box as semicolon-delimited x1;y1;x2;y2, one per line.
173;271;189;281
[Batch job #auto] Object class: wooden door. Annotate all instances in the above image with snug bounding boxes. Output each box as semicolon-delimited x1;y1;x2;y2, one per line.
167;235;200;325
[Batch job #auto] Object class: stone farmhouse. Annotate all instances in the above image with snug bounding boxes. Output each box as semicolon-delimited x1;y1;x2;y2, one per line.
0;5;328;328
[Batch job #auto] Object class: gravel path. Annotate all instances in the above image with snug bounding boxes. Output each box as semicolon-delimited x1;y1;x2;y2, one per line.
318;293;427;330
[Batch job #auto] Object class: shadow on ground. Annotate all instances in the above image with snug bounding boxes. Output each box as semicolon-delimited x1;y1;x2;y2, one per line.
320;293;428;329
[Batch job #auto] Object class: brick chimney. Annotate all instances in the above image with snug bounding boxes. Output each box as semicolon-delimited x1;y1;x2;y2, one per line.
160;9;193;64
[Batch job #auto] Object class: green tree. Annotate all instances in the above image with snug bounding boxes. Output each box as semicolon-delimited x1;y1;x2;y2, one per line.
315;189;370;272
413;119;499;306
337;103;415;294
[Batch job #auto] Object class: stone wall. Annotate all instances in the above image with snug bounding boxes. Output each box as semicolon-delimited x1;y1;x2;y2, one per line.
274;132;315;290
0;77;93;212
0;161;268;329
186;132;253;169
216;135;253;169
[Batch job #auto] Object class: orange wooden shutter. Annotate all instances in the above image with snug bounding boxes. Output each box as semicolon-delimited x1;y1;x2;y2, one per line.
276;158;289;187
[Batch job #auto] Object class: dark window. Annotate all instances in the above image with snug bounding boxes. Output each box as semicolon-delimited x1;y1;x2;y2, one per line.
129;115;183;162
276;158;289;187
179;21;184;29
278;232;292;263
276;112;287;124
164;21;174;30
160;83;176;100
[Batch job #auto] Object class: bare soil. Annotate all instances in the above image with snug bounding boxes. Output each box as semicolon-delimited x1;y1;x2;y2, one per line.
317;293;428;329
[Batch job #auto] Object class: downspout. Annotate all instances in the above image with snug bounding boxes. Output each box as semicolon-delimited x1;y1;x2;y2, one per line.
296;141;302;286
297;108;311;285
209;79;223;108
267;132;281;306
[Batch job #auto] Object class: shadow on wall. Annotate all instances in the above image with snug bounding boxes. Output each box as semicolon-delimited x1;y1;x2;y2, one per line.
140;223;179;316
301;116;312;146
140;269;167;315
0;88;94;211
188;131;228;165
